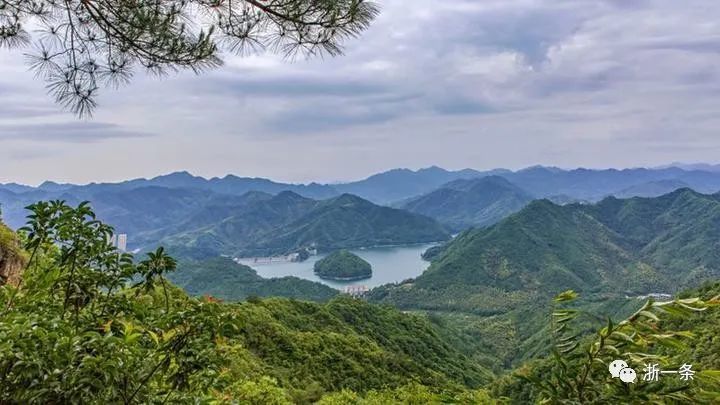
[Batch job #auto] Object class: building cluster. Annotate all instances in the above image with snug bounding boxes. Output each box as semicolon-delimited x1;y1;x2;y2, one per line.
343;285;369;297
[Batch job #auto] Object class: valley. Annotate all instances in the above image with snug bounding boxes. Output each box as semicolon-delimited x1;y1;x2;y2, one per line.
2;165;720;402
4;3;720;402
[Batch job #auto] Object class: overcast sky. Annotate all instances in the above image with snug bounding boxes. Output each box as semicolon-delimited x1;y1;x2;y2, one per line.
2;0;720;185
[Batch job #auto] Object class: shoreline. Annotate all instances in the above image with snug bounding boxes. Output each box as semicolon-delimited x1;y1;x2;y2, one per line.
236;240;446;262
315;273;372;282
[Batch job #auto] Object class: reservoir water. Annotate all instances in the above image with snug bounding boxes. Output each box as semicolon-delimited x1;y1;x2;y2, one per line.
245;243;438;289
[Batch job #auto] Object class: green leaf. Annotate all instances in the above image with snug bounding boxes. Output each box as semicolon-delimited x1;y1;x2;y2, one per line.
554;290;578;303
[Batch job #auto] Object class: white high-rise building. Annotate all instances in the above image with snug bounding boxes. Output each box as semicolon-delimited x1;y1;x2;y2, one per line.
117;234;127;252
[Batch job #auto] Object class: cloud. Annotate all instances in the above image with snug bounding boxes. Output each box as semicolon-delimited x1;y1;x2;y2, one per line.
196;73;392;98
3;0;720;183
0;122;153;143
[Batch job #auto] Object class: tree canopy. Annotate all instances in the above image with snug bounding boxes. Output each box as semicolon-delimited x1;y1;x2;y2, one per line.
0;0;379;116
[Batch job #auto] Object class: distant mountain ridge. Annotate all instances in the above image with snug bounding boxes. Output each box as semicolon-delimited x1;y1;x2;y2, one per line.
163;192;451;258
613;179;690;198
333;166;511;204
4;163;720;207
497;166;720;200
3;164;720;250
401;176;534;230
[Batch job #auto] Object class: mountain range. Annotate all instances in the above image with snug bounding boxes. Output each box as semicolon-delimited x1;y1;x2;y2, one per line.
161;192;450;258
369;188;720;370
374;188;720;314
400;176;534;230
4;163;720;210
3;164;720;258
3;167;720;399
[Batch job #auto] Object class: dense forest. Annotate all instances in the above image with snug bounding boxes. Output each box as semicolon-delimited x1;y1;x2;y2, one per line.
170;257;339;302
1;197;720;403
0;202;490;403
401;176;533;230
313;250;373;281
370;189;720;372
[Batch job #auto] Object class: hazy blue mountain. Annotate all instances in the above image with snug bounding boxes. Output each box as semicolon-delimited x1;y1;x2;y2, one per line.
655;162;720;172
4;165;720;248
0;182;449;259
498;166;720;200
613;179;690;198
37;181;75;192
78;171;340;200
0;185;265;241
401;176;534;230
0;183;35;194
334;166;507;204
204;175;339;199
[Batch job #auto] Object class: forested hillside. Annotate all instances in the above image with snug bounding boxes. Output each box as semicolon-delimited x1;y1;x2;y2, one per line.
401;176;533;230
163;193;450;258
0;203;491;403
492;285;720;403
379;189;720;310
370;189;720;370
1;199;720;403
170;257;339;302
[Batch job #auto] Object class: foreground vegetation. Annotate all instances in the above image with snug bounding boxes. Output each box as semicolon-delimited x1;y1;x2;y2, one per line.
0;201;489;403
2;200;720;403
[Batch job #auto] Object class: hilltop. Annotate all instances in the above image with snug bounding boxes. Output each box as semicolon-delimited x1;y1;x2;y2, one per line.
314;250;373;281
378;189;720;310
170;257;339;302
163;192;450;258
370;189;720;368
401;176;534;230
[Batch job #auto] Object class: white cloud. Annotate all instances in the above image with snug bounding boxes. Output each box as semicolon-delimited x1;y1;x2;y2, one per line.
2;0;720;184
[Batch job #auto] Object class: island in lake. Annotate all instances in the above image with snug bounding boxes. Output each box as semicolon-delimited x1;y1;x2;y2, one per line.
314;250;373;281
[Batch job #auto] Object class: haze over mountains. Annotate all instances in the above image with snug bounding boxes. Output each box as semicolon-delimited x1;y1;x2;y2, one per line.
400;176;534;230
3;165;720;400
160;192;450;258
2;164;720;258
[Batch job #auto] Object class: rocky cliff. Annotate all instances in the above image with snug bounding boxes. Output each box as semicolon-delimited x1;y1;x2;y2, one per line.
0;223;26;287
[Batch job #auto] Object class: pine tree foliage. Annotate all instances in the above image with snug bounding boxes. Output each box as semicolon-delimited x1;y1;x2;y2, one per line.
0;0;379;116
517;290;720;404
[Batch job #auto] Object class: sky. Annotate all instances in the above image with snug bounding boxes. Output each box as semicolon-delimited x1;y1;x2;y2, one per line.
2;0;720;185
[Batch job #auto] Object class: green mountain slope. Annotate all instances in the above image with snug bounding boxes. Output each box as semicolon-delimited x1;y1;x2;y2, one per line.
415;189;719;301
170;257;339;302
334;166;495;204
0;204;494;403
370;190;720;370
165;193;451;258
401;176;534;230
314;250;372;281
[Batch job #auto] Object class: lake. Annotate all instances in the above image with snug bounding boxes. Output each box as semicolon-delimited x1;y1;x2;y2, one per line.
245;243;438;289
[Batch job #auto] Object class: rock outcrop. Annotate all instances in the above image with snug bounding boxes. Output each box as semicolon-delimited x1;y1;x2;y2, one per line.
0;223;26;287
